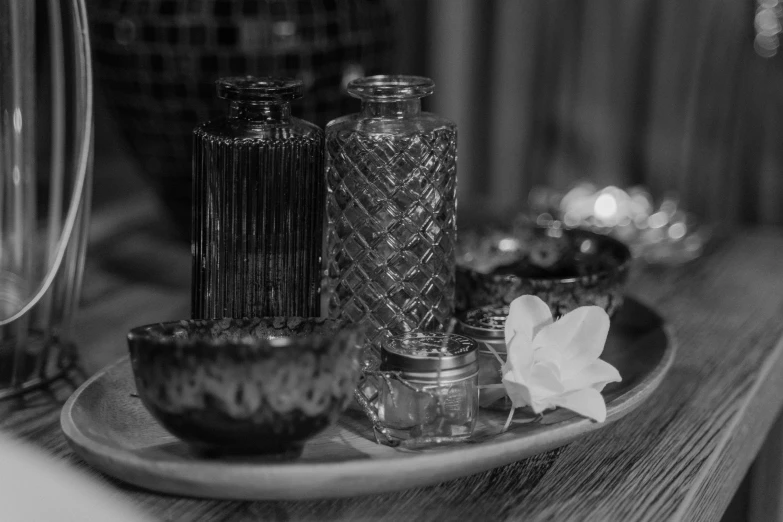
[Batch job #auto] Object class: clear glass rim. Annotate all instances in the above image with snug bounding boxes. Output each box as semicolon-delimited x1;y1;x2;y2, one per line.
217;76;303;102
347;75;435;101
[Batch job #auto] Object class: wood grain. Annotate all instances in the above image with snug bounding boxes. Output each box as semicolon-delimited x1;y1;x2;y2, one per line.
749;412;783;522
2;221;783;521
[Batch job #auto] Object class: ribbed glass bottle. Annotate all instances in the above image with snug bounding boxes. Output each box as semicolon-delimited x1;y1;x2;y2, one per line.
325;75;458;348
192;77;325;319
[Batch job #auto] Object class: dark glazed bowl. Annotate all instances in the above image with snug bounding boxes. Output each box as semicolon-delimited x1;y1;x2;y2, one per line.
127;317;364;456
456;226;632;317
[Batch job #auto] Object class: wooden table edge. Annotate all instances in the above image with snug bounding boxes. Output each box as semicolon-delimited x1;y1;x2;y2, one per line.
674;330;783;521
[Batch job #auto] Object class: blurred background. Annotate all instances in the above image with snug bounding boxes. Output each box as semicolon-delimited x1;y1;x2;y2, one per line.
79;0;783;375
88;0;783;242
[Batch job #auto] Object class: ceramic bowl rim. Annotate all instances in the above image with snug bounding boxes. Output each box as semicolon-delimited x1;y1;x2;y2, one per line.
457;227;632;285
127;317;364;351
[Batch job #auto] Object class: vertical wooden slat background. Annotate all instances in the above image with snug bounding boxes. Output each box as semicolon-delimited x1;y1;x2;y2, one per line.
396;0;781;225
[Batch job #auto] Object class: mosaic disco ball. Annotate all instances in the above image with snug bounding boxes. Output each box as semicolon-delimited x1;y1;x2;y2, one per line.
90;0;395;236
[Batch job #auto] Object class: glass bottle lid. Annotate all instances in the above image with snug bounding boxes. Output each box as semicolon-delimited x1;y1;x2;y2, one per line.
457;305;509;340
381;332;477;381
217;76;303;102
347;75;435;101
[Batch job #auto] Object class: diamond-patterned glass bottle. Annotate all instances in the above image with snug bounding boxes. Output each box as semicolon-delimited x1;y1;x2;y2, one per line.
192;77;325;319
325;75;457;347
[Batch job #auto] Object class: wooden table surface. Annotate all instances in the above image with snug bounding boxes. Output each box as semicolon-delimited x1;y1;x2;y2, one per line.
2;208;783;521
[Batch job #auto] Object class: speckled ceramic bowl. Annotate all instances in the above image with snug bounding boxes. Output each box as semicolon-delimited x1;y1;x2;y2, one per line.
127;317;364;456
456;226;632;317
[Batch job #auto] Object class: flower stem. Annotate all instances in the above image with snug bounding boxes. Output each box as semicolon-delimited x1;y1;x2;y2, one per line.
502;408;516;432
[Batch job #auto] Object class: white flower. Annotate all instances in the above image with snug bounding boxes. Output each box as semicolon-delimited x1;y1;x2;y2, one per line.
500;295;621;423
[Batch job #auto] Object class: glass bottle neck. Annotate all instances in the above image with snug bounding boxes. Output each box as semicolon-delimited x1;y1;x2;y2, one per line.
229;101;291;123
360;99;421;119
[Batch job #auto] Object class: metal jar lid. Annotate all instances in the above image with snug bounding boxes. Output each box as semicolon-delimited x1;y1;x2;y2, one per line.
457;305;509;340
457;305;509;355
380;332;478;383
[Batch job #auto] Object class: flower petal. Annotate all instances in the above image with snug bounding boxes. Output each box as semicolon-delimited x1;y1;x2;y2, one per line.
528;361;564;397
529;396;557;414
505;295;553;346
533;306;609;379
549;388;608;422
561;359;621;392
500;374;533;409
504;329;534;377
533;341;562;367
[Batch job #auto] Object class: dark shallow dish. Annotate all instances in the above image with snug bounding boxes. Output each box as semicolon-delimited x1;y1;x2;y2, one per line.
127;317;364;456
456;226;632;317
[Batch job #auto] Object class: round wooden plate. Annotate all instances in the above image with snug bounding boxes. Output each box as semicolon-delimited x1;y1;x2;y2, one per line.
61;298;674;500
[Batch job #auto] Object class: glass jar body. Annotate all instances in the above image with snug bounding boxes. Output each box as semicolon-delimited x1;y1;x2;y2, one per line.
477;350;513;410
325;103;458;348
376;373;478;444
191;106;325;319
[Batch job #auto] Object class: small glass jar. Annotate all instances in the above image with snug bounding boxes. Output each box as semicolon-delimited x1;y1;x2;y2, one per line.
376;332;478;444
458;305;513;411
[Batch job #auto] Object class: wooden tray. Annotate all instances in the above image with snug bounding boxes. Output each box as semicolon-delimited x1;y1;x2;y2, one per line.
61;298;674;500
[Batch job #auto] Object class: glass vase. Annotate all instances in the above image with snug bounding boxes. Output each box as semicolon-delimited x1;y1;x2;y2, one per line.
325;75;458;347
191;77;325;319
0;0;93;399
